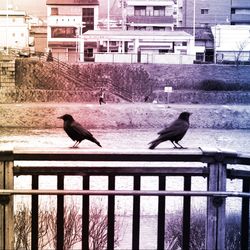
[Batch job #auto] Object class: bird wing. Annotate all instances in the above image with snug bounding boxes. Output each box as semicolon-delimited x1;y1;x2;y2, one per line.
157;119;189;138
65;121;93;141
71;121;93;137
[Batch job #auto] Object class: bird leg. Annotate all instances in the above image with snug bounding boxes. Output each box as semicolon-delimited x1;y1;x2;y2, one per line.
171;141;179;149
71;141;80;148
175;142;187;149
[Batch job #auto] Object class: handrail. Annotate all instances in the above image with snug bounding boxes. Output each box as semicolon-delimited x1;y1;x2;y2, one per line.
0;147;248;165
1;147;250;250
1;189;250;198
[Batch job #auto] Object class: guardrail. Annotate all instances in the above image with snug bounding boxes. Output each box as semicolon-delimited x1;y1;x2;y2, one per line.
0;147;250;249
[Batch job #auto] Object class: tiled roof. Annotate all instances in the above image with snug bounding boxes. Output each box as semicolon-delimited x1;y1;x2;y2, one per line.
175;27;214;40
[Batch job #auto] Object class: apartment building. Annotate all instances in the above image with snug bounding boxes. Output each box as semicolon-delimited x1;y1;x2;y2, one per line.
46;0;99;61
0;9;31;52
125;0;177;31
231;0;250;25
177;0;231;27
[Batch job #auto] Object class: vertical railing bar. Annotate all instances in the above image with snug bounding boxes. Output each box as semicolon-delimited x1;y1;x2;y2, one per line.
132;175;141;249
157;175;166;250
57;174;64;250
107;175;115;250
82;175;90;250
31;175;39;250
241;178;250;250
183;175;191;250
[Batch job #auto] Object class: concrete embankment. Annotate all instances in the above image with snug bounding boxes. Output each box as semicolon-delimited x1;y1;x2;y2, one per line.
0;102;249;130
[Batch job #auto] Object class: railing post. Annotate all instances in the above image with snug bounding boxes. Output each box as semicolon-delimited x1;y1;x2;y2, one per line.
206;161;226;250
0;159;14;250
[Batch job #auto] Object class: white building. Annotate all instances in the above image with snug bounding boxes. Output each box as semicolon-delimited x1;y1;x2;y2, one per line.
82;29;195;64
0;9;31;52
212;25;250;63
46;0;99;62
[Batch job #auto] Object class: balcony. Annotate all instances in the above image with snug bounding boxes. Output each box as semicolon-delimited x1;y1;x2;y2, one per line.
231;13;250;23
232;0;250;8
127;15;174;25
0;147;250;249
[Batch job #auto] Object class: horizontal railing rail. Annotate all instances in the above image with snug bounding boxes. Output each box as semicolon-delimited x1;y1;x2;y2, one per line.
1;189;250;198
0;147;250;250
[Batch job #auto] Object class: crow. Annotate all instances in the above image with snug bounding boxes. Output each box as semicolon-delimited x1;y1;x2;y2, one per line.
58;114;102;148
148;112;191;149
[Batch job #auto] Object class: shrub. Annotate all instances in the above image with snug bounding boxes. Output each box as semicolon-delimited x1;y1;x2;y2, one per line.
14;202;122;249
198;79;250;91
165;209;241;250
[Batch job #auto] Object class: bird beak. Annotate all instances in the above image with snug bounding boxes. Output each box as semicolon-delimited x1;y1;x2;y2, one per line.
57;116;63;119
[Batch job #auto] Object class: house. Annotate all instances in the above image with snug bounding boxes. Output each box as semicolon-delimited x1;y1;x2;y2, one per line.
81;29;195;64
212;25;250;63
46;0;99;62
175;27;214;62
0;9;32;54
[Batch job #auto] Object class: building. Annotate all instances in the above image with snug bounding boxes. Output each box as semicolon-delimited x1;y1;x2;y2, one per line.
82;29;195;64
29;25;47;53
175;27;214;62
212;25;250;63
46;0;99;61
125;0;177;31
0;9;31;53
177;0;231;27
231;0;250;25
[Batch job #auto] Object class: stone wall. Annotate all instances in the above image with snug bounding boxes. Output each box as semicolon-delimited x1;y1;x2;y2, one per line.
143;64;250;89
0;56;15;88
1;59;250;104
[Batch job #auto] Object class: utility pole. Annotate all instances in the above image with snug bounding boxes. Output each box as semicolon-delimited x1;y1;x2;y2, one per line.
107;0;110;30
193;0;196;37
6;0;9;54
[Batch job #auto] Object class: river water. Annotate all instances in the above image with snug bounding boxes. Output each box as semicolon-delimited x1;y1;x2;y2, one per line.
1;128;249;249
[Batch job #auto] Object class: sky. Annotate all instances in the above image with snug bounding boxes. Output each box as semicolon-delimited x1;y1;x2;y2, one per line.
0;0;119;18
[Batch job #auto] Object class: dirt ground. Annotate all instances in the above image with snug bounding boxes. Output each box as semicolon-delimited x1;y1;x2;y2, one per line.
0;102;249;129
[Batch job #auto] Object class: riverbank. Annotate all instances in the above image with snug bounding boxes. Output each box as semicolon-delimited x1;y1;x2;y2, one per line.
0;102;249;129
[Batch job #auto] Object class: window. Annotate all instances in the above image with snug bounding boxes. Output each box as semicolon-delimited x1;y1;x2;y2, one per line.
51;27;77;38
51;8;58;15
134;26;146;30
134;6;146;16
82;8;94;32
153;6;165;16
153;27;165;31
201;9;209;14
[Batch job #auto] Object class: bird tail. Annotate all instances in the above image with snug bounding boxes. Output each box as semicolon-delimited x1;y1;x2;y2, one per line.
90;137;102;147
148;139;161;150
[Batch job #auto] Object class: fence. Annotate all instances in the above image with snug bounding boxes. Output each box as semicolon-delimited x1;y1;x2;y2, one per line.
0;147;250;249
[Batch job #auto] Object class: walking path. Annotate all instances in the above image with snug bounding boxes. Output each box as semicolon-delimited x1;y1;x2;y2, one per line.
0;102;249;129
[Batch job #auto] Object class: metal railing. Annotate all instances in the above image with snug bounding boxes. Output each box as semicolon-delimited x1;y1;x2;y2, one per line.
0;147;250;249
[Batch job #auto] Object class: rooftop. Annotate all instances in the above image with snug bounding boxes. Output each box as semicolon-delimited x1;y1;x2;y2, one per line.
46;0;99;5
83;30;192;38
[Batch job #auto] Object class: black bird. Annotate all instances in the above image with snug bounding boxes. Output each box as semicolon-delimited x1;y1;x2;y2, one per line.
148;112;191;149
58;114;102;148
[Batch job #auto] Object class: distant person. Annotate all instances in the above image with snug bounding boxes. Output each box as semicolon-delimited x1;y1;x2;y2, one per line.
148;112;191;149
58;114;102;148
144;95;149;102
47;49;53;62
99;88;106;105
